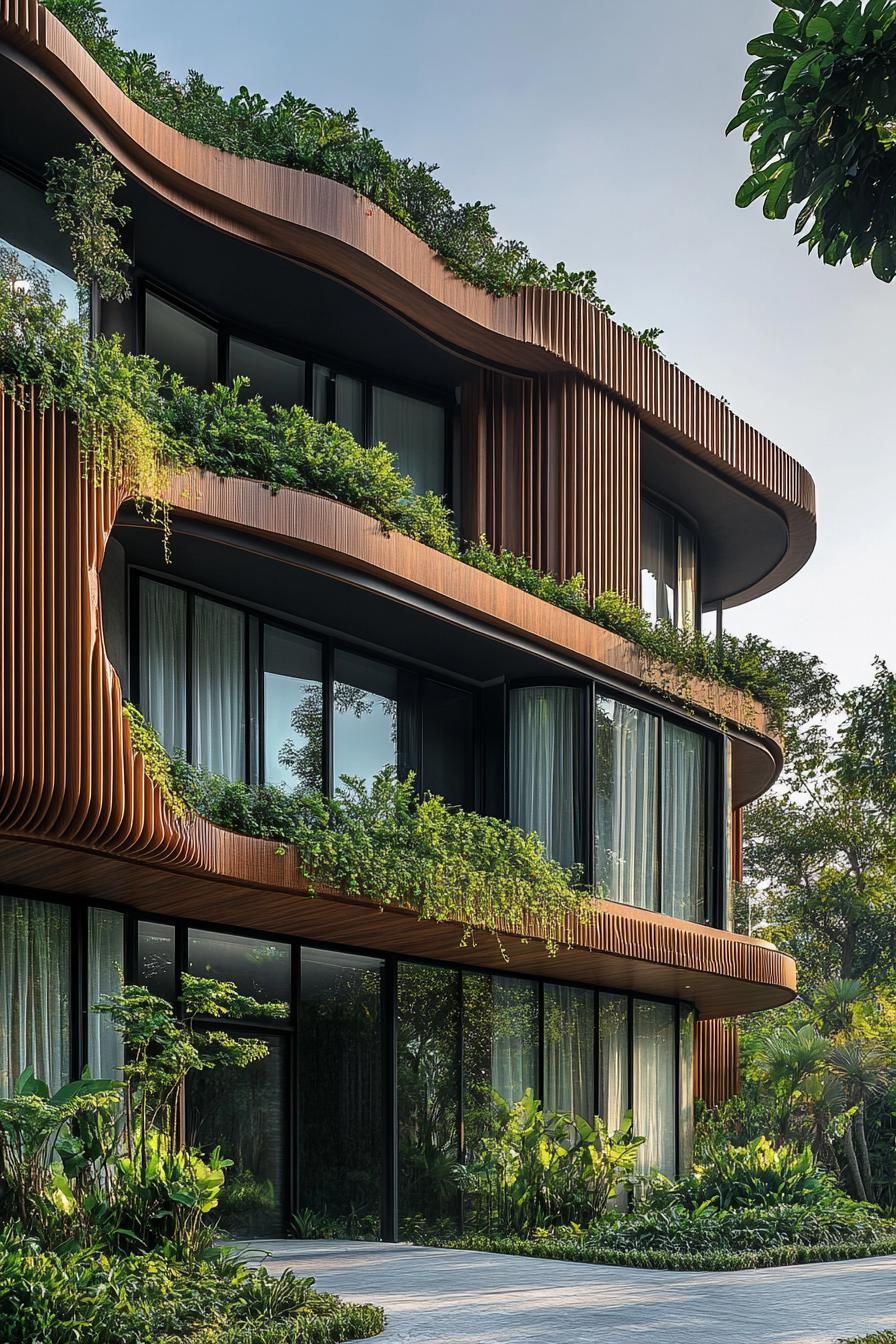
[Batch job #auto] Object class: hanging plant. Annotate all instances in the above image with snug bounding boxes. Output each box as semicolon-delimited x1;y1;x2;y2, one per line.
45;139;132;302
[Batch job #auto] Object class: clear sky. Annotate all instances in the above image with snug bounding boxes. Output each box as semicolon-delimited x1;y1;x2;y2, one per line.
102;0;895;692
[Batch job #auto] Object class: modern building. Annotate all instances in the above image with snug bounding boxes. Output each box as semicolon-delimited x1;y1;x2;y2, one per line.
0;4;815;1239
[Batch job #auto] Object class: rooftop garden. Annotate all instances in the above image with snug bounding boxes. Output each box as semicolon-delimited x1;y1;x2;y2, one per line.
39;0;665;347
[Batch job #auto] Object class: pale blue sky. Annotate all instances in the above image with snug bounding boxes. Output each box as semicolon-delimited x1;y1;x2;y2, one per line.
102;0;895;691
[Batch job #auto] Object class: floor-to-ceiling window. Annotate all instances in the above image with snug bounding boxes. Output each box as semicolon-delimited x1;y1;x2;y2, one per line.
299;949;384;1235
641;497;698;630
543;984;594;1121
0;894;71;1095
633;999;677;1177
86;907;125;1081
397;963;461;1236
508;685;587;870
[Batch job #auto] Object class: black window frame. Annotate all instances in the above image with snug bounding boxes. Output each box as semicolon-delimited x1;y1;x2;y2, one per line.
136;278;456;506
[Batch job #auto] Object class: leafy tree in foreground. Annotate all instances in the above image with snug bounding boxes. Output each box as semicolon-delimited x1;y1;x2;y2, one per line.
729;0;896;280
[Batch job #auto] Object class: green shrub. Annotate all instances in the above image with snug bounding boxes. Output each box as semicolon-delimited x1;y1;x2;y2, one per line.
0;1227;384;1344
436;1230;896;1272
649;1137;845;1212
167;761;588;949
41;0;661;346
452;1089;645;1235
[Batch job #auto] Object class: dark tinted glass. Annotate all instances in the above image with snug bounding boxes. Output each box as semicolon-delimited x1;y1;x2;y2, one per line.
300;949;383;1234
189;1033;287;1237
144;292;218;389
398;962;461;1236
187;929;291;1015
421;680;474;807
229;337;305;410
136;921;176;1002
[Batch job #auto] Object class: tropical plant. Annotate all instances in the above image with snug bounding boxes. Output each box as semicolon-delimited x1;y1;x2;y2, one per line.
827;1040;892;1202
729;0;896;280
649;1135;846;1211
0;977;287;1253
41;0;662;344
453;1089;644;1235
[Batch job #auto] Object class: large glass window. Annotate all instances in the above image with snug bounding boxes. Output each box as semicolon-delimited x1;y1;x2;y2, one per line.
333;651;398;789
371;386;446;497
189;1033;288;1238
461;972;539;1155
188;929;291;1016
544;984;594;1121
508;685;586;870
144;292;218;389
87;908;125;1081
641;498;697;629
679;1008;695;1173
229;337;305;410
192;597;246;779
662;723;708;923
633;999;677;1177
0;894;71;1096
0;166;79;318
421;680;474;808
263;626;323;790
598;992;629;1132
594;697;659;909
398;963;461;1235
136;920;176;1001
312;365;365;441
300;949;383;1233
138;580;187;758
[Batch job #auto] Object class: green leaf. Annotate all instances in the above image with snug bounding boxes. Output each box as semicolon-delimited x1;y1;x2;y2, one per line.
746;35;800;57
735;170;774;208
773;9;800;38
805;16;834;42
763;162;795;218
15;1067;49;1098
781;48;830;90
870;238;895;281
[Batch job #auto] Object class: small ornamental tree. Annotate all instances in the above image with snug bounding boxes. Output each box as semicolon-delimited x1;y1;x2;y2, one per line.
729;0;896;280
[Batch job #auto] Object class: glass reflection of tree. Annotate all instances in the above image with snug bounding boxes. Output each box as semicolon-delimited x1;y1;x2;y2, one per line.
278;683;398;793
398;965;460;1233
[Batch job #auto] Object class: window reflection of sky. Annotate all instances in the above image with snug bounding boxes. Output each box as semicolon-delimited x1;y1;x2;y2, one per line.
4;239;79;320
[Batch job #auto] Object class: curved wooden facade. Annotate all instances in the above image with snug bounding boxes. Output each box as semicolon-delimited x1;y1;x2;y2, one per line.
0;0;815;608
0;0;815;1130
0;392;795;1019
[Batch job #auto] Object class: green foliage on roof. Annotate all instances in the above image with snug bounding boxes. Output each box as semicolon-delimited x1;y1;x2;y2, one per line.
40;0;663;347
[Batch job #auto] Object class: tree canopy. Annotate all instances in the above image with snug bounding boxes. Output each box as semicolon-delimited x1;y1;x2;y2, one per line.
729;0;896;280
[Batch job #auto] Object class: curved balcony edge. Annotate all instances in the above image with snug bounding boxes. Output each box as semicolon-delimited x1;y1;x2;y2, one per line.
0;2;815;605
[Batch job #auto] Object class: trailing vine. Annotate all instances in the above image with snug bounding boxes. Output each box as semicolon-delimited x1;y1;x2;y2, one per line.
118;716;590;951
40;0;663;348
45;140;132;303
122;703;188;818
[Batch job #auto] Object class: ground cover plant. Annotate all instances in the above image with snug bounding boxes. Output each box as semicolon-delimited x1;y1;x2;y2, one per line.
39;0;663;345
0;979;384;1343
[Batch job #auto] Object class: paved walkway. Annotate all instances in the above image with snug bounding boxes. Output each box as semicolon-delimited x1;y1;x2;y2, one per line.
249;1240;896;1343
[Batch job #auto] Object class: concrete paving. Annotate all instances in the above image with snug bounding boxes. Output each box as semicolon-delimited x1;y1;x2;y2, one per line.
248;1239;896;1344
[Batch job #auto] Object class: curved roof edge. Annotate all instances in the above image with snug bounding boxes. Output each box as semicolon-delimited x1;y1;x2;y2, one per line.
1;2;816;604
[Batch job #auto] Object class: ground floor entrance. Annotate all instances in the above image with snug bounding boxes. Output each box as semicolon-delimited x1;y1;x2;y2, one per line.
1;888;698;1240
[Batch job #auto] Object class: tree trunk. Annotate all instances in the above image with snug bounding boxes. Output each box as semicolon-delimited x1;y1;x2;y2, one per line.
842;1121;867;1202
855;1105;875;1202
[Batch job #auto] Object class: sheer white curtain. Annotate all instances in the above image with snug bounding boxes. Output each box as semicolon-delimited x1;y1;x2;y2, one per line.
633;1000;676;1176
371;386;446;498
0;895;70;1095
139;580;187;755
598;993;629;1130
192;597;246;779
544;984;594;1121
491;976;538;1105
594;697;659;908
509;686;585;871
662;724;706;922
87;908;125;1081
676;526;698;630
